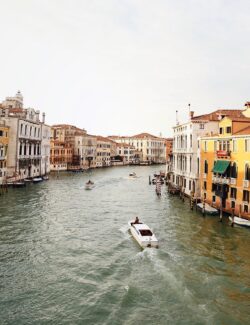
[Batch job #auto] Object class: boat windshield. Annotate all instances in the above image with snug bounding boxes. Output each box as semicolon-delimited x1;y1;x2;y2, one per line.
139;229;153;236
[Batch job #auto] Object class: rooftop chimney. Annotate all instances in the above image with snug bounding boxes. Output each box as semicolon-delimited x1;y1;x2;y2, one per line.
42;112;45;123
189;111;194;120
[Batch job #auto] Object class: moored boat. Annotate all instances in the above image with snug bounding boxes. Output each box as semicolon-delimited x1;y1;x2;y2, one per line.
229;216;250;227
128;219;158;248
33;177;43;183
197;203;219;215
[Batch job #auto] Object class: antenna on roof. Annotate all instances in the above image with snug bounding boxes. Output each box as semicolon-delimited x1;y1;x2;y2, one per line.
188;103;191;113
176;110;179;125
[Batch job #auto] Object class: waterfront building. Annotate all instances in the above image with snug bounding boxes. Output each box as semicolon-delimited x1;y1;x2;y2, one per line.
74;133;97;169
108;133;166;163
171;109;245;198
0;121;9;185
165;138;173;176
50;140;73;171
96;136;115;167
200;103;250;217
0;91;50;181
116;143;135;164
51;124;87;169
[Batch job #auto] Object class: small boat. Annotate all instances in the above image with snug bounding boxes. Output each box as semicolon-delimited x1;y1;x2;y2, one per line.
229;216;250;228
197;203;219;215
43;175;49;180
33;177;43;183
128;220;159;248
85;180;94;190
24;178;32;183
129;172;137;178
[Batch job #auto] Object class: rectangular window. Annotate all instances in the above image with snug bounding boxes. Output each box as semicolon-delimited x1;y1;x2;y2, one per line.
231;201;235;209
219;127;223;134
230;187;237;199
200;124;204;129
243;190;249;202
204;181;207;190
245;139;250;152
226;126;232;133
233;140;237;152
204;141;207;152
212;195;216;203
0;130;3;137
244;205;248;213
214;141;217;151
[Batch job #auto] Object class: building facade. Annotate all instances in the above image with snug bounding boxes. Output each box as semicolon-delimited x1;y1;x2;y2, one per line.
200;105;250;217
108;133;166;163
171;109;246;197
0;91;50;181
0;121;9;184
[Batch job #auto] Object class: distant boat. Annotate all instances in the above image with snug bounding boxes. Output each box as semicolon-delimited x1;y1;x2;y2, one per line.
197;203;219;215
229;216;250;228
24;178;32;183
85;180;94;190
33;177;43;183
43;175;49;180
129;172;137;178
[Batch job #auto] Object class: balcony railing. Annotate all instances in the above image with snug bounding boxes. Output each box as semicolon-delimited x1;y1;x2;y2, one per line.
243;180;250;188
230;178;236;185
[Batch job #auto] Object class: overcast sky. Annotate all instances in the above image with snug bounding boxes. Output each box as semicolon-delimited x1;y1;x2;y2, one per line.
0;0;249;137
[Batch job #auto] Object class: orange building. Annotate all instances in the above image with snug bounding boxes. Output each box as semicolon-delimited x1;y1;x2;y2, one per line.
200;104;250;218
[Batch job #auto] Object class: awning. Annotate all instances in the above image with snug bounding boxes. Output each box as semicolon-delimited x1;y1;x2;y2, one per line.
212;160;230;174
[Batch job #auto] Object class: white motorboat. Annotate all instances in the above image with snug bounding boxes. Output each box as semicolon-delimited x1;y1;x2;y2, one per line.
128;220;159;248
85;181;94;190
129;172;137;178
43;175;49;180
197;203;219;215
33;177;43;183
229;216;250;227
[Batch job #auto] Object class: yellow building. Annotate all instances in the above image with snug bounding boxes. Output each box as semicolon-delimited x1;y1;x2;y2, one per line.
0;123;9;184
200;108;250;218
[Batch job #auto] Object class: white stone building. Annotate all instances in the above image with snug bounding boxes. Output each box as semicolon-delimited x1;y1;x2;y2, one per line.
0;91;50;180
108;133;166;163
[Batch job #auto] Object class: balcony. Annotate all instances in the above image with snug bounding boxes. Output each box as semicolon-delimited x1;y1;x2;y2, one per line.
216;150;231;158
222;178;230;185
230;178;236;185
243;180;249;188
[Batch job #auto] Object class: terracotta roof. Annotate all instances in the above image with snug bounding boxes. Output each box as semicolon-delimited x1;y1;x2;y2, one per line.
97;135;117;143
116;143;135;148
191;109;245;122
131;132;163;139
234;126;250;135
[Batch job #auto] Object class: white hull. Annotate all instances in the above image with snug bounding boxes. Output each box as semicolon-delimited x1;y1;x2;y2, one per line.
85;184;94;190
229;216;250;227
128;221;158;248
197;203;218;215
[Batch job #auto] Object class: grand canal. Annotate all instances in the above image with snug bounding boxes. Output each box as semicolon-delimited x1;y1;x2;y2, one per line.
1;165;250;325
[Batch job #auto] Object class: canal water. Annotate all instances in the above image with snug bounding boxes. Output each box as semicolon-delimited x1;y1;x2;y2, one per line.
1;166;250;325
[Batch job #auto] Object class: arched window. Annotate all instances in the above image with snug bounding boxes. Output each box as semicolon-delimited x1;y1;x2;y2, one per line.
245;164;250;180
